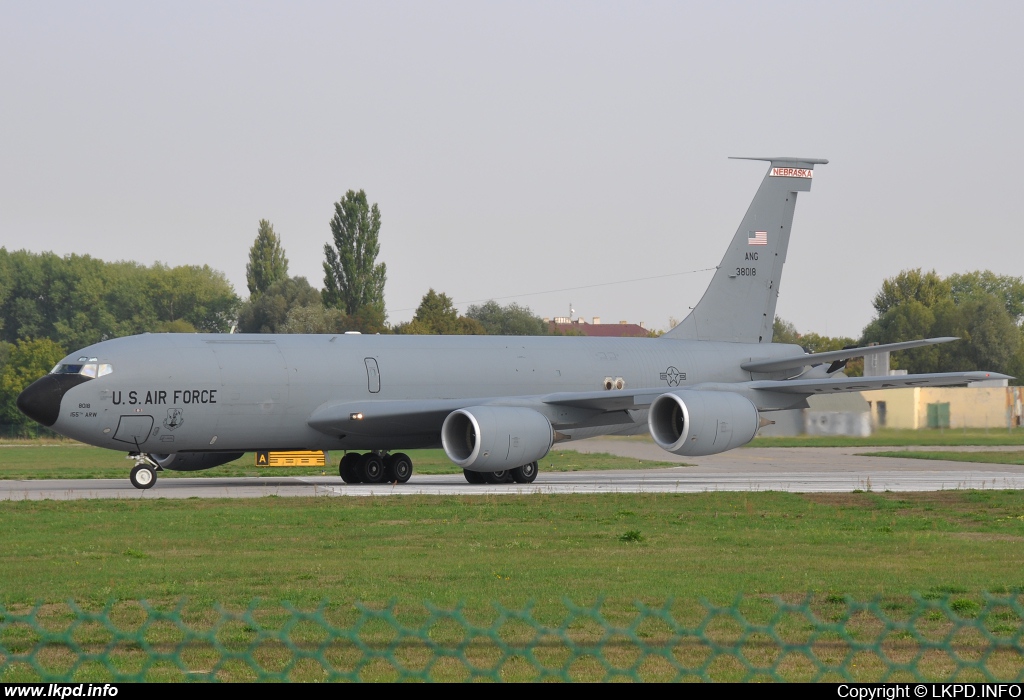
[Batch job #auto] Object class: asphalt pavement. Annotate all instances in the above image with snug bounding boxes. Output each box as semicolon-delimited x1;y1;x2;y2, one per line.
1;441;1020;500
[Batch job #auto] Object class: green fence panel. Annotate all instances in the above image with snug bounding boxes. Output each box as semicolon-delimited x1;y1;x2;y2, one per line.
1;594;1022;682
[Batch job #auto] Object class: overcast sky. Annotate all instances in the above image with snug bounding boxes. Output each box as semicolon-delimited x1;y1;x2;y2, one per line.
2;1;1022;338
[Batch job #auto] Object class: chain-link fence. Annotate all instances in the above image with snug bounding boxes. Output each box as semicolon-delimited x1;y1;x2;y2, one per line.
2;594;1023;682
0;423;60;440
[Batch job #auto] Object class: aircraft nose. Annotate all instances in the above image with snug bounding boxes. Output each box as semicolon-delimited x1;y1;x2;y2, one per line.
16;374;91;428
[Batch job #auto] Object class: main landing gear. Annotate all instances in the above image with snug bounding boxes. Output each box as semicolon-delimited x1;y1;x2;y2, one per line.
463;461;539;485
127;453;160;490
339;452;414;484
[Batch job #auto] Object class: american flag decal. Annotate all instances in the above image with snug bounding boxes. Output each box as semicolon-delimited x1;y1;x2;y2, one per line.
748;231;767;246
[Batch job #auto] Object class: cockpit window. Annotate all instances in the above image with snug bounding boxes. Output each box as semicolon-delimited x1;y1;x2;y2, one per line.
50;361;113;377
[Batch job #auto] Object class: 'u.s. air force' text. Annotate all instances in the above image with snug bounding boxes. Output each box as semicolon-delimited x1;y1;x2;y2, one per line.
111;389;217;406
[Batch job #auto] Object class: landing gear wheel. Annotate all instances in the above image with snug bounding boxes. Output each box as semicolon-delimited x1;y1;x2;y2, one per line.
484;470;512;484
463;469;486;484
130;465;157;490
360;453;386;484
511;461;538;484
389;453;413;483
339;453;362;483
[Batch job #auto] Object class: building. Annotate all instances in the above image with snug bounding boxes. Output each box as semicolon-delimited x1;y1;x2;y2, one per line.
864;385;1024;430
545;316;649;338
757;392;872;437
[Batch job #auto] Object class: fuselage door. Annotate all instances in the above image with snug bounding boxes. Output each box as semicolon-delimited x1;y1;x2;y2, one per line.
112;415;155;446
364;357;381;393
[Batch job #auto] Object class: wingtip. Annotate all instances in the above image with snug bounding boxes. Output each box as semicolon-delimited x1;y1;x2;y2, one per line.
968;371;1014;381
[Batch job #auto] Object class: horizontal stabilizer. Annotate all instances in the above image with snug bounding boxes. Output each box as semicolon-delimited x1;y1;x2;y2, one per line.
740;337;960;373
729;156;830;165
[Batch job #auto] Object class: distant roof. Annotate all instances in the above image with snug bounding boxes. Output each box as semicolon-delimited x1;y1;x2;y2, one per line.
548;321;649;338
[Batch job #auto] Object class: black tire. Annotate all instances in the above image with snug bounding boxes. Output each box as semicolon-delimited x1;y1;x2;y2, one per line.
339;453;362;483
390;453;413;483
360;453;386;483
483;470;512;484
463;469;486;484
511;461;539;483
129;465;157;490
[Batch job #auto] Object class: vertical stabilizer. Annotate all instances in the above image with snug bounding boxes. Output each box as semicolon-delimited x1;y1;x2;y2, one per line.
664;157;826;343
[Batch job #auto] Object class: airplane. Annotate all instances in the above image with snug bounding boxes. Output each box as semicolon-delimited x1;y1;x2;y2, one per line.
16;157;1011;490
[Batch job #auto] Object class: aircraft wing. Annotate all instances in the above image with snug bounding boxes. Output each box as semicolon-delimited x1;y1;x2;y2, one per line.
308;398;471;437
307;371;1011;437
308;389;665;437
740;337;959;373
745;371;1010;395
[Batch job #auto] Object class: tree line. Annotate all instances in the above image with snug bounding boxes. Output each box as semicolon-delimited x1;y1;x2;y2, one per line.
0;189;549;430
2;186;1021;431
774;269;1024;379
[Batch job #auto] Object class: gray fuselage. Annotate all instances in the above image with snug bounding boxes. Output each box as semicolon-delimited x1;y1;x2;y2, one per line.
47;333;803;453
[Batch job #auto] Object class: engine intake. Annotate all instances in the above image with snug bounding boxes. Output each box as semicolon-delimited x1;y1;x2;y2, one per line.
441;406;553;472
648;391;759;456
150;452;245;472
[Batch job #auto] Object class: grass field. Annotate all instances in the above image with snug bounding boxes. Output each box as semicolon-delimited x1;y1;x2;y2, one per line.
2;490;1022;609
4;431;1024;679
750;428;1024;448
3;490;1024;681
0;445;675;481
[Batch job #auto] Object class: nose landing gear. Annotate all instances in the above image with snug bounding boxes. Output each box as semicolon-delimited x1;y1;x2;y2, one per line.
127;453;160;490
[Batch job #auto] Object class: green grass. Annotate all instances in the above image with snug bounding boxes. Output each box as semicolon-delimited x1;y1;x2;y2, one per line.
0;444;675;480
2;490;1023;610
750;428;1024;448
867;450;1024;466
3;491;1024;681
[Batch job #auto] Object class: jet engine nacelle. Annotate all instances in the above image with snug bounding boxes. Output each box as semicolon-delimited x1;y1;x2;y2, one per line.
648;390;759;457
150;452;245;472
441;406;553;472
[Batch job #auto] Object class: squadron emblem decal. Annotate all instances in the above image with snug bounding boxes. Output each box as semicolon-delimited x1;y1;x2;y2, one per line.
659;367;686;386
163;408;184;431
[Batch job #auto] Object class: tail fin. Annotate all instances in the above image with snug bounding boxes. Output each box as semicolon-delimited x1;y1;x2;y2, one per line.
663;157;827;343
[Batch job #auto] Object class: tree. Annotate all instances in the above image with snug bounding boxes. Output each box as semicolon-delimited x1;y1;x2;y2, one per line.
772;317;800;345
0;338;65;428
322;190;387;328
246;220;289;297
862;269;1022;377
465;301;547;335
237;277;322;334
871;269;950;316
149;264;240;333
394;289;485;335
280;304;349;334
947;271;1024;323
411;289;459;334
933;295;1021;373
0;250;240;346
